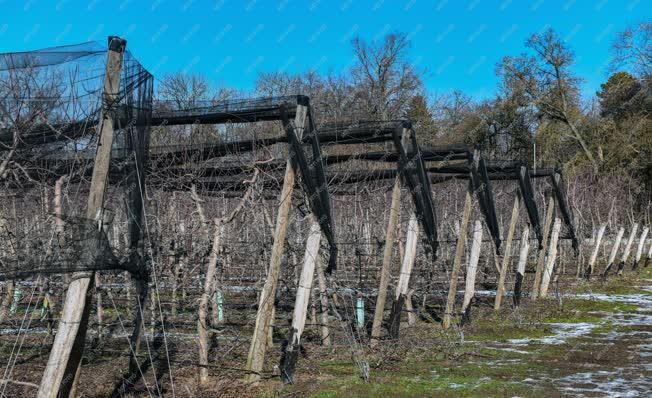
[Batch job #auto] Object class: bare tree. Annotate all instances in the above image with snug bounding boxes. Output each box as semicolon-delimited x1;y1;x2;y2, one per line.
351;32;422;120
498;29;598;172
610;22;651;77
158;73;210;109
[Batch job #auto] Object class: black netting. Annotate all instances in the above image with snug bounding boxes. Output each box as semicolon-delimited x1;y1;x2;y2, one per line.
0;39;152;280
0;216;120;281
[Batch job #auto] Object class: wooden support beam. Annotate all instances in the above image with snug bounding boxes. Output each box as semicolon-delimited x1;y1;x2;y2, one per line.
388;213;419;339
587;224;606;279
370;176;401;346
38;36;126;398
513;226;530;307
617;224;638;275
539;218;562;298
603;227;625;277
634;227;649;269
443;189;472;329
531;195;555;300
495;196;520;310
281;219;321;384
462;220;483;315
246;104;307;382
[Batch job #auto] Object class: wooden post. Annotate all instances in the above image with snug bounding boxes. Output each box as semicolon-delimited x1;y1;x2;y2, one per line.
603;227;625;277
513;226;530;307
246;103;307;382
443;189;472;329
388;213;419;339
634;227;649;269
495;196;520;310
462;220;483;314
587;224;606;278
531;195;555;300
539;218;562;298
281;219;321;384
315;255;331;346
617;224;638;275
38;36;126;398
370;176;401;346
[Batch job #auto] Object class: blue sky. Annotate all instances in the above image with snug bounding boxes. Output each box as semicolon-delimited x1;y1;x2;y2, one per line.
0;0;648;99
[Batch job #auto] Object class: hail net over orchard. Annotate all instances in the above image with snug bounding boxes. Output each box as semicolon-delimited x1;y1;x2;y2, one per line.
0;41;153;279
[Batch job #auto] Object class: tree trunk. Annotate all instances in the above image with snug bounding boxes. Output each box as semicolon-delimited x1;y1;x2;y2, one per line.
370;176;401;345
315;255;331;346
443;189;472;329
532;195;555;300
495;196;520;310
198;219;223;384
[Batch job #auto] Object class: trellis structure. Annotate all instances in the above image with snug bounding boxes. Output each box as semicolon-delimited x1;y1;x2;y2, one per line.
1;37;639;396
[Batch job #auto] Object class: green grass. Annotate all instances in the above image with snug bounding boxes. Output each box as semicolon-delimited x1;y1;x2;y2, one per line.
259;269;650;398
465;317;554;342
309;361;540;398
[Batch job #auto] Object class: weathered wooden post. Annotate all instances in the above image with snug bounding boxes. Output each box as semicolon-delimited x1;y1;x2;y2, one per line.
513;226;530;307
634;227;649;269
443;188;473;329
370;176;401;346
603;227;625;277
462;220;483;316
281;219;321;384
38;36;126;398
495;196;520;310
539;218;562;298
617;224;638;275
388;213;419;339
246;101;308;382
531;194;555;300
586;224;606;278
